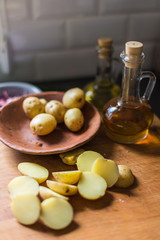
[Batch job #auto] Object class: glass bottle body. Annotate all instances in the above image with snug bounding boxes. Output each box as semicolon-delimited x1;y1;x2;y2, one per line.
102;51;156;144
84;48;120;115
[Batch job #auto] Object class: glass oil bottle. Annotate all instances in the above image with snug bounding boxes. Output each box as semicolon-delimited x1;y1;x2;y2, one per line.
84;37;120;115
102;41;156;144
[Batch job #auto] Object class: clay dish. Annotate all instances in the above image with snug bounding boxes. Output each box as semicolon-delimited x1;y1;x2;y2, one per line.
0;92;101;155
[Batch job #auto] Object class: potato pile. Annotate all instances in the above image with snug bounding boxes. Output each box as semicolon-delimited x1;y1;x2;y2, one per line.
8;149;134;230
22;88;85;135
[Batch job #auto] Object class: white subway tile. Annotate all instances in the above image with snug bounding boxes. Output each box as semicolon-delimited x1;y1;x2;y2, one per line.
33;0;97;19
67;15;128;48
128;13;160;42
99;0;157;15
0;54;35;81
6;0;32;22
35;48;97;80
9;20;65;53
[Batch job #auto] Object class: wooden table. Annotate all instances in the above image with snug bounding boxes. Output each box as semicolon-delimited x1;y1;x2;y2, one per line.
1;116;160;240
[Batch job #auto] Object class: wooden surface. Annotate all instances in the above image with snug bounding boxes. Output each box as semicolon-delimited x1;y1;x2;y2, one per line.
1;116;160;240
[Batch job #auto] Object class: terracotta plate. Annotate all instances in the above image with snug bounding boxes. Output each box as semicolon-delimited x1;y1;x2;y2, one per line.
0;92;101;155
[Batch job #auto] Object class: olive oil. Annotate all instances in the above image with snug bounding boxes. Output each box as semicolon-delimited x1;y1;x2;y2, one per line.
102;41;156;144
84;38;120;114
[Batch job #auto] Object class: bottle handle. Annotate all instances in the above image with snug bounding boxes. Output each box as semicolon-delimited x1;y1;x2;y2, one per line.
141;71;156;101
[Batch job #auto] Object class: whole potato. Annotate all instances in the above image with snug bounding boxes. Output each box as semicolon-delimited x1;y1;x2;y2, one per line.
39;98;47;107
45;100;66;123
30;113;57;136
23;97;45;119
64;108;84;132
115;165;134;188
62;88;85;109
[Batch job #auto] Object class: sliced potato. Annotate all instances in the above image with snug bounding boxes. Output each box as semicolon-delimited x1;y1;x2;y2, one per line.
115;165;134;188
11;194;40;225
77;150;104;172
78;171;107;200
39;186;68;201
8;176;39;199
91;158;119;188
52;170;81;184
59;148;85;165
40;197;73;230
47;180;78;196
18;162;49;184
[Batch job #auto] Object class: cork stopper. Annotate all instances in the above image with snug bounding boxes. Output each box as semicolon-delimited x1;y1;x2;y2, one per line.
125;41;143;68
98;37;113;59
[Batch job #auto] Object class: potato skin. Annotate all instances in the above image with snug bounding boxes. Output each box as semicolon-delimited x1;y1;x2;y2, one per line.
64;108;84;132
115;165;134;188
45;100;66;123
30;113;57;135
23;97;45;119
62;88;85;109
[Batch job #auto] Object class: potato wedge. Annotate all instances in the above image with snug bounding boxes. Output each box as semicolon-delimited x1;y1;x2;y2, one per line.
39;186;68;201
78;171;107;200
47;180;78;196
18;162;49;184
59;148;85;165
77;151;104;172
8;176;39;199
40;197;73;230
115;165;134;188
91;158;119;188
11;194;40;225
52;170;81;184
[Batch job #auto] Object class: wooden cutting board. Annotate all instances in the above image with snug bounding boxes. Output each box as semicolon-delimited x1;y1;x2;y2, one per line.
1;116;160;240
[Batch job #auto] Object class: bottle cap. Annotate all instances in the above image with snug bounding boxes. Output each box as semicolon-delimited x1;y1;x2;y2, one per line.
98;38;112;48
125;41;143;56
125;41;143;68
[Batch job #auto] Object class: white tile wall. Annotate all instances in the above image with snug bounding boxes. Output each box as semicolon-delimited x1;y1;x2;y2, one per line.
33;0;98;19
0;0;160;81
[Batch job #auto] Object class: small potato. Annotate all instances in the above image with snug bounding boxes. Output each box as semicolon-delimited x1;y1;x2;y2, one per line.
45;100;66;123
40;197;73;230
18;162;49;184
62;88;85;109
30;113;57;135
39;186;68;201
47;180;78;196
52;170;82;184
11;194;40;225
64;108;84;132
91;158;119;188
8;176;39;199
77;151;104;172
78;172;107;200
59;148;85;165
115;165;134;188
39;98;47;107
23;96;45;119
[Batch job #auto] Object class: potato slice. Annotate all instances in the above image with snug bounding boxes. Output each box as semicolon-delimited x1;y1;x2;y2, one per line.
77;151;104;172
39;186;68;201
59;148;85;165
40;197;73;230
91;158;119;188
47;180;78;196
52;170;81;184
18;162;49;184
8;176;39;199
78;171;107;200
115;165;134;188
11;194;40;225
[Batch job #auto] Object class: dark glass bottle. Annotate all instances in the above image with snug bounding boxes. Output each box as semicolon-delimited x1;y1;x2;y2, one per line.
84;38;120;115
102;41;156;144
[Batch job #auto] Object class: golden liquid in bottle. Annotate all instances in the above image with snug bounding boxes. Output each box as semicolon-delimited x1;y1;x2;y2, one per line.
102;97;154;144
84;80;120;115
